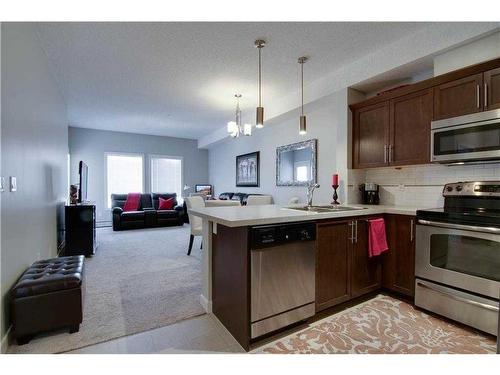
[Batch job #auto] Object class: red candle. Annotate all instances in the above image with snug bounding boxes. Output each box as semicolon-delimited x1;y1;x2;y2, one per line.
332;174;339;186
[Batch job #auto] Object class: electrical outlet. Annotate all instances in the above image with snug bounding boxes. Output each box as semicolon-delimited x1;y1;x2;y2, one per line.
10;176;17;192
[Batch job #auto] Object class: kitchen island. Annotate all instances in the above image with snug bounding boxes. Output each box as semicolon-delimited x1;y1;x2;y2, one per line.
190;203;421;350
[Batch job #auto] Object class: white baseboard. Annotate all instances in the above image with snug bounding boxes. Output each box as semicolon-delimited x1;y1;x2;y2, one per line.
199;294;212;313
1;325;12;354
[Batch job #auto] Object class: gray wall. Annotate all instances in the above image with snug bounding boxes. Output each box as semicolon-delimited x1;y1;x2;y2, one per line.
68;127;209;222
208;89;350;205
1;23;69;343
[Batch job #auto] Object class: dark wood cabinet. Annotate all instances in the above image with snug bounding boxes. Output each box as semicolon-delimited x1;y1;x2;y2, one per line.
433;73;483;120
382;215;415;298
350;219;382;298
316;221;351;311
316;217;382;312
389;89;433;166
64;204;97;257
352;102;390;169
484;67;500;111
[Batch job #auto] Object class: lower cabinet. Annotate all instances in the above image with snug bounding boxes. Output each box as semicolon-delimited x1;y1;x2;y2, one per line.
316;216;382;312
382;214;416;297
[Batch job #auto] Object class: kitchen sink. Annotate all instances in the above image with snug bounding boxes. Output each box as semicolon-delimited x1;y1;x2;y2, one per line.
285;205;367;213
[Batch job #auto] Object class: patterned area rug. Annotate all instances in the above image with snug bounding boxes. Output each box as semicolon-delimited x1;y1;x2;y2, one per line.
254;295;496;354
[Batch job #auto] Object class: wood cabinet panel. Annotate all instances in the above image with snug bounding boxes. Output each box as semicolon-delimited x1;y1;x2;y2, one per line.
315;221;351;312
433;73;483;120
353;102;390;168
390;89;433;166
350;219;382;298
382;215;415;298
484;67;500;110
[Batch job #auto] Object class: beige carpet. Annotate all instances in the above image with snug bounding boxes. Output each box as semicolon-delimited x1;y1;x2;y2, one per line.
254;295;497;354
9;225;205;354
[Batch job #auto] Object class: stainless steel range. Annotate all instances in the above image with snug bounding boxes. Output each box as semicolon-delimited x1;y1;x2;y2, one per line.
415;181;500;336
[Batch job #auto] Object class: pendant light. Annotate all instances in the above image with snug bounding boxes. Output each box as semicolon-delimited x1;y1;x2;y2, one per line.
298;56;308;135
255;39;266;129
227;94;252;138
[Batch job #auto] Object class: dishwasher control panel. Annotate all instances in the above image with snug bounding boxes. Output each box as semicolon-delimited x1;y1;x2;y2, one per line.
251;222;316;249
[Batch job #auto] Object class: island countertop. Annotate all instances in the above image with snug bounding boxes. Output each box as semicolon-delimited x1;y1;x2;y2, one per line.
189;204;427;227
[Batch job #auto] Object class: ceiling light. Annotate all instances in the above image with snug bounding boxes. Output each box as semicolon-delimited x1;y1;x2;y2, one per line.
255;39;266;129
298;56;308;135
227;94;252;138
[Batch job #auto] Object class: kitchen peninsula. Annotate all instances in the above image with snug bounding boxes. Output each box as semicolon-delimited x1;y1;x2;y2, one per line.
190;203;419;350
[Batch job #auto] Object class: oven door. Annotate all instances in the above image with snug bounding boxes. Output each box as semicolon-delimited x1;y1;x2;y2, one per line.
415;219;500;299
431;110;500;163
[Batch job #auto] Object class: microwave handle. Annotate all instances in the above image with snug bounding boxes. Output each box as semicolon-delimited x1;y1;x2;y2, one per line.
417;219;500;235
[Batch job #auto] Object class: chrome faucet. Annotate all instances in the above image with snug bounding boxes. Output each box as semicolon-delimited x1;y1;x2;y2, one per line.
306;183;320;207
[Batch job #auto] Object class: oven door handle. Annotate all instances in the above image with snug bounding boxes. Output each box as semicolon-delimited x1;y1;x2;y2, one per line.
417;219;500;235
416;281;499;312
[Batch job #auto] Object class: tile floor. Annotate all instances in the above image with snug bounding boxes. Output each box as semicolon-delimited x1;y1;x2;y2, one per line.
67;314;246;354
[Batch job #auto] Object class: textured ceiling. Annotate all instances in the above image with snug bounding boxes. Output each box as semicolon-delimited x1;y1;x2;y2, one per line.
37;22;433;139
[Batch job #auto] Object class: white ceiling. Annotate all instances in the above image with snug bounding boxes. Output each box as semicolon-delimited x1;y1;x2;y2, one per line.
37;22;436;139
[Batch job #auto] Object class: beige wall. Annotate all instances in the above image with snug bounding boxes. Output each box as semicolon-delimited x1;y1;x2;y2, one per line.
1;23;69;347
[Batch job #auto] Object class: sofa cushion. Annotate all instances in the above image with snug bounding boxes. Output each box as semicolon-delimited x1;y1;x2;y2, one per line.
120;210;145;221
218;192;234;200
12;256;84;298
156;210;178;219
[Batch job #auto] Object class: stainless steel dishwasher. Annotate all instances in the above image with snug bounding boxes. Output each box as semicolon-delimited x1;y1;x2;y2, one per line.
250;222;316;338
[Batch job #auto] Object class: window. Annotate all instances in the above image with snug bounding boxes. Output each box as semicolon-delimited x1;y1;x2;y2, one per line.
150;156;182;198
294;161;311;182
106;153;144;208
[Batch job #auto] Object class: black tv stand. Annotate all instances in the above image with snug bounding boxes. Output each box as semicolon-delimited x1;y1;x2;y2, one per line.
64;204;98;257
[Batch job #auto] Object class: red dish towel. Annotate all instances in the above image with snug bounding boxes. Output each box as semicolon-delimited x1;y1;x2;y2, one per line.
123;193;141;212
368;218;389;257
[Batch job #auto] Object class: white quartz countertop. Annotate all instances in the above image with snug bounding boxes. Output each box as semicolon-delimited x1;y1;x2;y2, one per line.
189;204;426;227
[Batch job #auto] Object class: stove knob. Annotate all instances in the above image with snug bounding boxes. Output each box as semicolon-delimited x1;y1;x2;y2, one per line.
446;186;453;192
456;185;463;192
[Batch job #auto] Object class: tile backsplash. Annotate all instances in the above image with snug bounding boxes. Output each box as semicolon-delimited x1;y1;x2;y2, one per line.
348;163;500;208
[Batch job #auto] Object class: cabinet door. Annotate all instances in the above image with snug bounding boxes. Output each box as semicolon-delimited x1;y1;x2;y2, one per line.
433;73;483;120
350;219;381;298
390;89;433;166
484;67;500;111
352;102;390;169
316;221;351;312
382;215;415;298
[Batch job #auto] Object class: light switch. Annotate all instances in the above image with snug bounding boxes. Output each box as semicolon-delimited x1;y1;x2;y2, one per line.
10;176;17;192
0;177;4;192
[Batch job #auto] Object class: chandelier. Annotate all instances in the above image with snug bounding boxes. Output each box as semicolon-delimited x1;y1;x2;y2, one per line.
227;94;252;138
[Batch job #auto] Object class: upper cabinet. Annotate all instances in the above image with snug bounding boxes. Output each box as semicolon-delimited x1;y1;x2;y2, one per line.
433;74;483;120
350;57;500;169
352;102;390;169
484;67;500;110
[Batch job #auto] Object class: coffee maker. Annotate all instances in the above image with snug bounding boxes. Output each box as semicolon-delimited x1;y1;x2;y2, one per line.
359;183;380;205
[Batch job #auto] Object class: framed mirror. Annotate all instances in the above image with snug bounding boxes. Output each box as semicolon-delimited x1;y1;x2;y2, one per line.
276;139;317;186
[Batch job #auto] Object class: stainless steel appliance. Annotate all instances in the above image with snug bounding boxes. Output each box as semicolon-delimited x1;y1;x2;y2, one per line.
250;222;315;338
431;109;500;164
415;181;500;335
359;183;380;205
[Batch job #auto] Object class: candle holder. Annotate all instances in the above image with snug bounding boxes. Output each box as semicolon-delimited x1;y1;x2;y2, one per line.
331;184;340;205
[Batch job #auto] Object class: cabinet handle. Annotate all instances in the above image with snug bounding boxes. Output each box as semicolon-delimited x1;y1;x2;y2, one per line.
354;220;358;243
384;145;388;163
348;221;354;243
484;83;488;108
476;84;480;108
388;145;393;163
410;219;414;242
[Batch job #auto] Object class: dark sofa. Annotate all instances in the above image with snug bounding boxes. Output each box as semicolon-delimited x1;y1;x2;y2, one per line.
111;193;184;231
218;192;263;205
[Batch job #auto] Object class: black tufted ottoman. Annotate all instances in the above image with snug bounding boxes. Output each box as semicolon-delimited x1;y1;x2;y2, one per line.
11;256;85;345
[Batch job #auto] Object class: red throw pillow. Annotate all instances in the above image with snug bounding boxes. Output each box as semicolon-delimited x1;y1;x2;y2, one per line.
158;197;175;210
123;193;141;212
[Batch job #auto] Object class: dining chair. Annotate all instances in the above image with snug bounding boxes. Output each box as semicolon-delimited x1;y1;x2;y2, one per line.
205;200;241;207
185;196;205;255
246;195;273;205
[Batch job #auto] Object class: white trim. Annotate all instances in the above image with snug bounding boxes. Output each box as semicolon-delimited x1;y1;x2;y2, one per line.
1;325;12;354
148;154;184;197
199;294;212;313
104;151;145;208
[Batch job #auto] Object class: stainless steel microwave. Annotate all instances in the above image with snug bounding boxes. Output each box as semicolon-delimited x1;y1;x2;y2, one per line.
431;109;500;164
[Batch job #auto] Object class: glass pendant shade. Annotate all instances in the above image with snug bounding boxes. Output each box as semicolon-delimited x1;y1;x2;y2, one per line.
256;106;264;129
243;123;252;136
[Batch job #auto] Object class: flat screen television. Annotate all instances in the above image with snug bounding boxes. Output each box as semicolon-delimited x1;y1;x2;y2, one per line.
195;184;213;196
78;161;89;203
